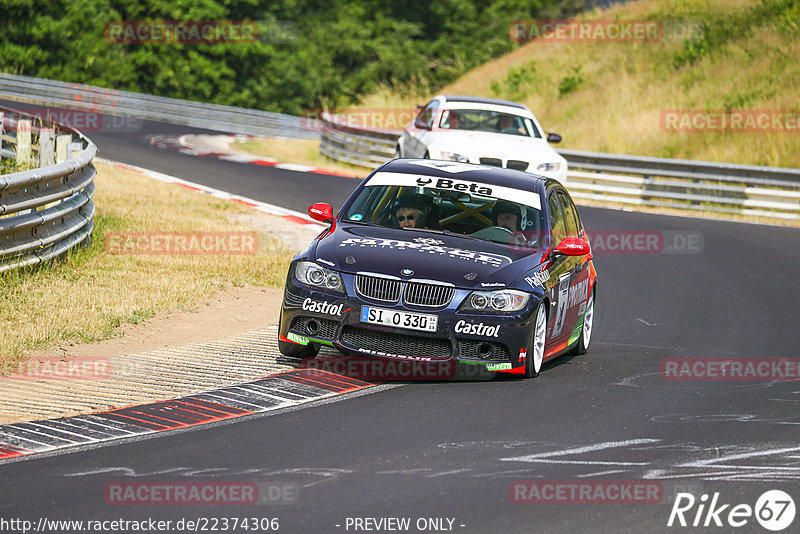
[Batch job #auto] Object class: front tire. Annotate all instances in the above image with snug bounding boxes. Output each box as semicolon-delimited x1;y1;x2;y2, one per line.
525;303;547;378
570;287;594;356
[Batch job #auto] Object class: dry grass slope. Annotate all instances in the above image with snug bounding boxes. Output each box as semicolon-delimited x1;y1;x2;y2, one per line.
0;162;295;366
360;0;800;168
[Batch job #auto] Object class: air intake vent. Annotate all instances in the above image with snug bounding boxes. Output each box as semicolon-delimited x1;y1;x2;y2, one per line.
341;326;452;360
289;316;338;340
457;339;510;362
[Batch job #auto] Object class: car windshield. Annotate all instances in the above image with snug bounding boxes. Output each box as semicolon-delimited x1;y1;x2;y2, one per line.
341;174;546;250
438;109;541;138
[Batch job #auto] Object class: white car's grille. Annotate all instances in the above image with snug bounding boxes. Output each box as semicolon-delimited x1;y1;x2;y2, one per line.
479;157;529;172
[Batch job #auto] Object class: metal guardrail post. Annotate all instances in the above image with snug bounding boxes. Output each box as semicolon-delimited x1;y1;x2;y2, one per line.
0;105;97;273
16;119;31;166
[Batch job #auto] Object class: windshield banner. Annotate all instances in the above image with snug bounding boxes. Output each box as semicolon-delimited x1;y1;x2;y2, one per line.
366;171;542;211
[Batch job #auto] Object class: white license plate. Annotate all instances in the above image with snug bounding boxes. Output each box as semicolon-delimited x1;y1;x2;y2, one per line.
360;306;438;332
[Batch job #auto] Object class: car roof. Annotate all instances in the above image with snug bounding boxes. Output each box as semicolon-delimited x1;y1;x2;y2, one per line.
375;159;550;193
440;95;528;110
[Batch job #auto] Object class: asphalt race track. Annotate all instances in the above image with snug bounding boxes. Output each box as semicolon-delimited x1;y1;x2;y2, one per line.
1;114;800;533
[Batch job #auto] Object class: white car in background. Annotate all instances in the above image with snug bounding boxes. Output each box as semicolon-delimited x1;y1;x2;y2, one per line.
396;95;567;185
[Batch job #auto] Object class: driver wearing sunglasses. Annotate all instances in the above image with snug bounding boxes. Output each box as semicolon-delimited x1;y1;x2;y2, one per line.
392;194;429;229
395;206;424;228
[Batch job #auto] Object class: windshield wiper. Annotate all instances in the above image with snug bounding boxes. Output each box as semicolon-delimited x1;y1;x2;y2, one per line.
342;218;379;227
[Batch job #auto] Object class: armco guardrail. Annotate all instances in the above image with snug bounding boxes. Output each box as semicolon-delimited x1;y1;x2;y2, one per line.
0;106;96;273
319;113;800;220
319;112;397;168
0;73;316;139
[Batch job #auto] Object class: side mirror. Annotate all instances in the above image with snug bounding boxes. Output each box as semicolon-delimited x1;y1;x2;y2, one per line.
555;236;590;256
308;202;334;223
547;132;562;144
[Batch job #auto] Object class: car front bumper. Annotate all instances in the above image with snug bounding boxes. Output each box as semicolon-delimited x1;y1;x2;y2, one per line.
279;271;537;373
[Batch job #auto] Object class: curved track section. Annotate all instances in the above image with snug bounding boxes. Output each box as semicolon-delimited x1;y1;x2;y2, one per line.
1;107;799;533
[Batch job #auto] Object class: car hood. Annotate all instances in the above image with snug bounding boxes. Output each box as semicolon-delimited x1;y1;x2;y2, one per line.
313;223;545;289
428;131;564;163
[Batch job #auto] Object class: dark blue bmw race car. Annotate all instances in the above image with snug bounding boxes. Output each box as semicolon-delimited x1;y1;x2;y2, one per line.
278;159;597;378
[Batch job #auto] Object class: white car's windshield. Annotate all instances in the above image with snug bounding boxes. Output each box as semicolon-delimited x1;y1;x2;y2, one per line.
439;109;541;138
342;179;545;250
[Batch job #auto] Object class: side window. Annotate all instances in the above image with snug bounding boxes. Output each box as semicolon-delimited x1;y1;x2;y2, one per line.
558;191;580;237
413;101;438;129
548;193;566;246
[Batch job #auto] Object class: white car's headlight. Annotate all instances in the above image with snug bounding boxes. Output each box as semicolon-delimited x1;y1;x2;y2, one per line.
462;289;530;312
440;151;469;163
536;162;562;172
295;261;344;293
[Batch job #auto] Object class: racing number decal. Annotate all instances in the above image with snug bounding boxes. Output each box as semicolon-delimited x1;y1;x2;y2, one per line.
551;272;571;337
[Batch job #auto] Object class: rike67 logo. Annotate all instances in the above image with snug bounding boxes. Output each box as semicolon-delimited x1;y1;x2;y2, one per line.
668;490;795;531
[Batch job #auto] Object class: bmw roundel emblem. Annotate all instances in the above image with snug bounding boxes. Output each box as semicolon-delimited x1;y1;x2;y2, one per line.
401;268;414;276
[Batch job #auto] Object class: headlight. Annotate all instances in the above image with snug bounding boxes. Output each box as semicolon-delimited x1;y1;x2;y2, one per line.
295;261;344;293
536;162;562;172
440;151;469;162
462;289;529;312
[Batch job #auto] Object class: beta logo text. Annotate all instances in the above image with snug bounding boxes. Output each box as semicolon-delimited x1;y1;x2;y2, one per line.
415;177;493;196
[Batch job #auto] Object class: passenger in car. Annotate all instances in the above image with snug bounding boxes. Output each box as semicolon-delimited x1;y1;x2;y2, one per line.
442;110;461;129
